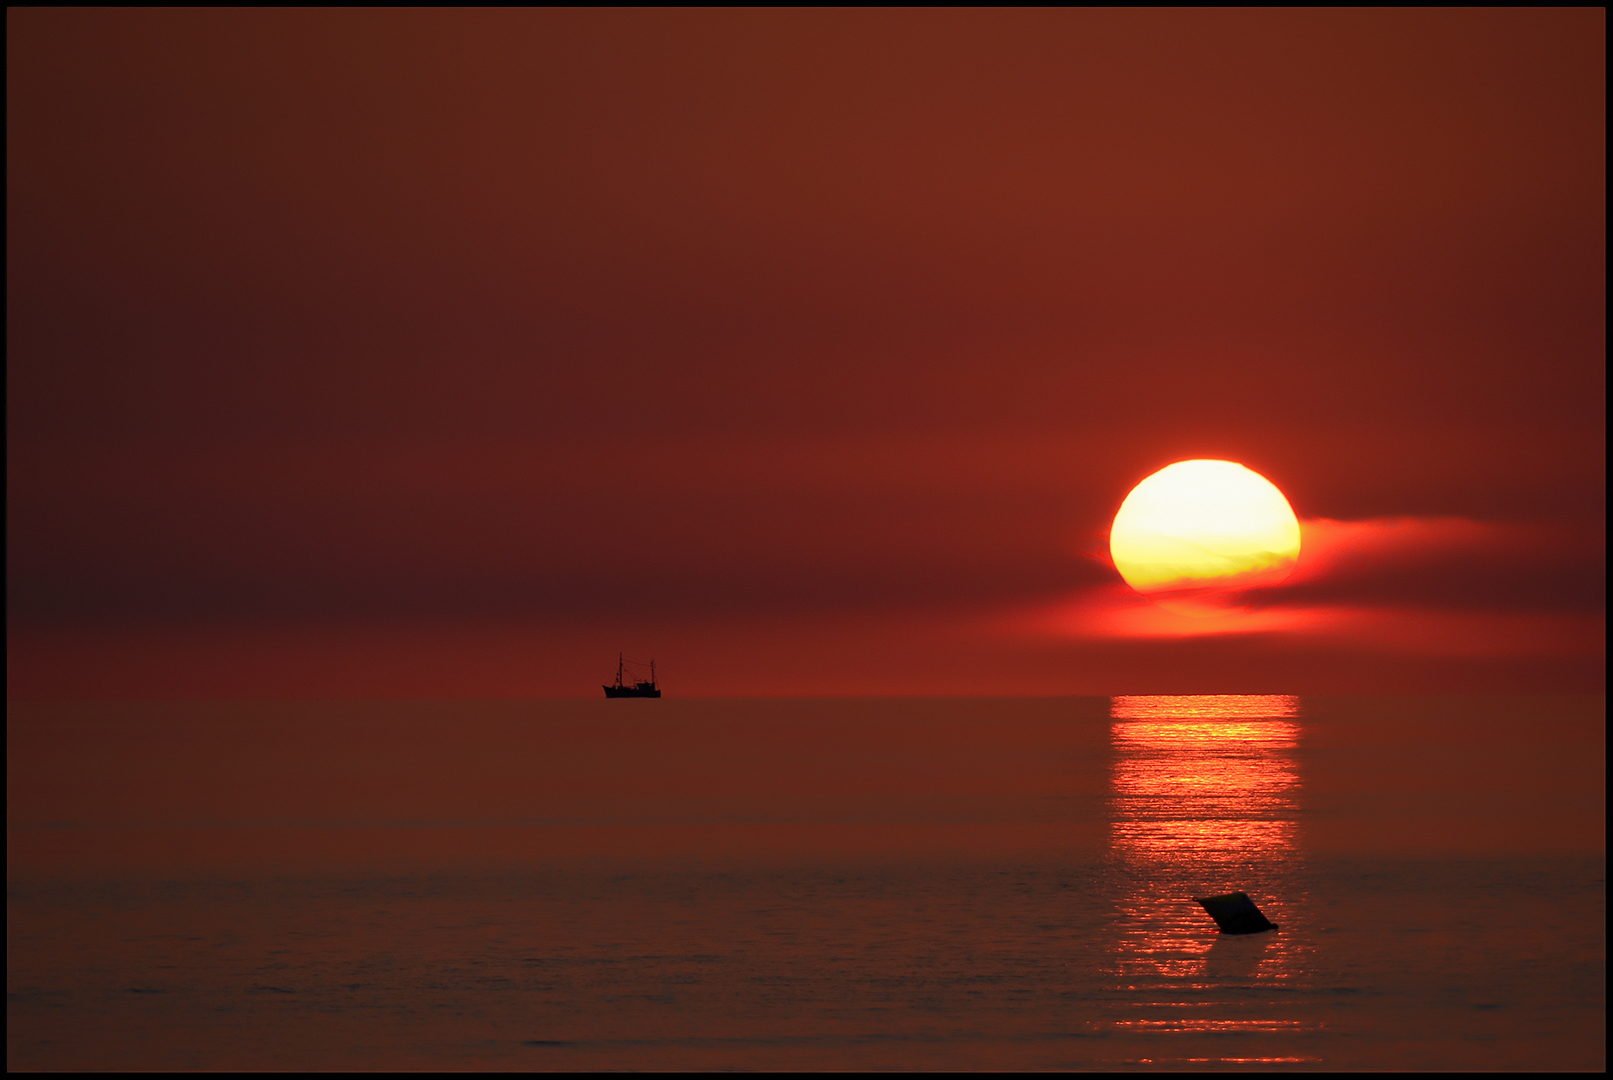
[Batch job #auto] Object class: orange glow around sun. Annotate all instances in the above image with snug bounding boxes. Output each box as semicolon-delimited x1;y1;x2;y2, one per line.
1110;460;1300;598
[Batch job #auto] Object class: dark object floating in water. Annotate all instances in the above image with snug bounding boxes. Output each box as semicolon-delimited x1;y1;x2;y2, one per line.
1194;891;1279;934
603;652;661;698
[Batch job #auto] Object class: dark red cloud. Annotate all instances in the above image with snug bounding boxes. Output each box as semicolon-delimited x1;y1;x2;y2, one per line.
1272;518;1604;615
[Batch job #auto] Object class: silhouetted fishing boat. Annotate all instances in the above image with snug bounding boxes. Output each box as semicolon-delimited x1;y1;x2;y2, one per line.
603;653;661;698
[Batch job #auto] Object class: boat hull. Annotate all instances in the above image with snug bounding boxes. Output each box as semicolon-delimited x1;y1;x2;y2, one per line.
603;685;661;698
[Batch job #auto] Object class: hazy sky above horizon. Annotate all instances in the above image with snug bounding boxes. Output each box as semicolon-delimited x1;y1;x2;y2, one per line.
7;9;1604;697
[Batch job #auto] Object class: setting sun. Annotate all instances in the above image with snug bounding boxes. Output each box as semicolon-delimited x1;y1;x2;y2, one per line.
1110;460;1301;595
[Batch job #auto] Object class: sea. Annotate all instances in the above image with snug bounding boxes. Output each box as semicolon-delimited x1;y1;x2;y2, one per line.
7;695;1605;1071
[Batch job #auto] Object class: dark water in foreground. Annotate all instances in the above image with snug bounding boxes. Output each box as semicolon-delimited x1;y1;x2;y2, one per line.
8;695;1605;1071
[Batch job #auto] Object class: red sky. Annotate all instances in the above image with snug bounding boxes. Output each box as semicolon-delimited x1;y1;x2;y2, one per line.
6;9;1604;697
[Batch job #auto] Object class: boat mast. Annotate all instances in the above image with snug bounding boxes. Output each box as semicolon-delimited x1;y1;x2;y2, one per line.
617;652;625;688
650;660;656;687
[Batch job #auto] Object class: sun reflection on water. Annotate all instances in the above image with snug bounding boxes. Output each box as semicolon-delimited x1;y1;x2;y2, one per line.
1105;694;1315;1048
1110;697;1300;862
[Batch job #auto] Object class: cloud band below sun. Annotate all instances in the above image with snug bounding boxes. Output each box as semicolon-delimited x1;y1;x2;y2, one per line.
1029;516;1604;659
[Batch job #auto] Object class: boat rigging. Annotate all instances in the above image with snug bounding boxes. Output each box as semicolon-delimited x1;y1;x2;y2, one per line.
603;653;661;698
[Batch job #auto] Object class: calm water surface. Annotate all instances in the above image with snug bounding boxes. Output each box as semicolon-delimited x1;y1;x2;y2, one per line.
8;695;1605;1070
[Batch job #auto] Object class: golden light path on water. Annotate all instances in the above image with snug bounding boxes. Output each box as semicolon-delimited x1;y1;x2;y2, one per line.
1105;695;1317;1062
1110;695;1300;860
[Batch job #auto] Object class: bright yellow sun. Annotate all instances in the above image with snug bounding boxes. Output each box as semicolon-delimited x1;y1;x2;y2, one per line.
1109;460;1300;596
